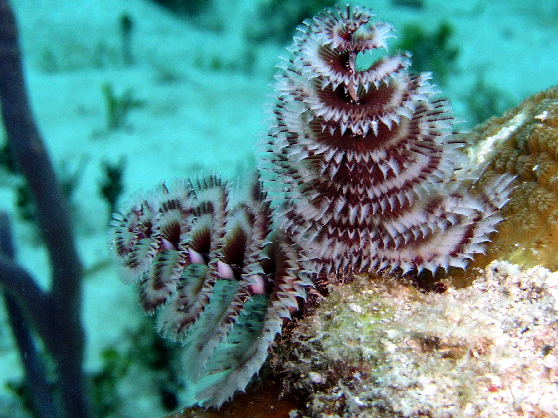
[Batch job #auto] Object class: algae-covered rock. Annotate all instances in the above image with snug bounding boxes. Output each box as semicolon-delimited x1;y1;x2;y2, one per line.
272;262;558;417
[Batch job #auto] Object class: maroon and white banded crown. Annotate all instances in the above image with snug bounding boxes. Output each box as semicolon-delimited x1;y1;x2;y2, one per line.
110;176;308;407
263;5;513;276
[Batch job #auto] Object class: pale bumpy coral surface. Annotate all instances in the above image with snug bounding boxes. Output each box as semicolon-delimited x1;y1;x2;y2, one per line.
465;85;558;271
273;261;558;417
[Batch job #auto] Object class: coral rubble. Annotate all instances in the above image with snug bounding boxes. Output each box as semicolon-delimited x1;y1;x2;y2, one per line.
466;85;558;272
273;261;558;417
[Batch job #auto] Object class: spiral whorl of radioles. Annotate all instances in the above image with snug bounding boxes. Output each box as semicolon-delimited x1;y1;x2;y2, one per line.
264;5;514;276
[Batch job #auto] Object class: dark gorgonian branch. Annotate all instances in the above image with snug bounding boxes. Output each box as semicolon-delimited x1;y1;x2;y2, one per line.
110;5;514;409
0;0;89;416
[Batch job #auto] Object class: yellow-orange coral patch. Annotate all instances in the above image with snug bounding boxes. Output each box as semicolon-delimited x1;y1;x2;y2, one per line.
468;86;558;271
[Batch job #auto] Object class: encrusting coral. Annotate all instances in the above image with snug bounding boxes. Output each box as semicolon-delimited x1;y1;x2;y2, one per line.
109;4;537;411
464;86;558;272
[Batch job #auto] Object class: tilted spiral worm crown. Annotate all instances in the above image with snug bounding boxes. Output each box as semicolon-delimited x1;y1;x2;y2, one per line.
263;5;513;277
110;176;307;407
110;4;514;410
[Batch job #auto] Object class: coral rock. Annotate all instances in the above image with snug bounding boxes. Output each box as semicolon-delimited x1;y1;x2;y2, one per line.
272;261;558;417
466;85;558;271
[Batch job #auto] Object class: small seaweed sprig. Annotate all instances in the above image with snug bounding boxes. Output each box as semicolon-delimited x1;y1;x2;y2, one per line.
110;175;308;406
262;5;514;277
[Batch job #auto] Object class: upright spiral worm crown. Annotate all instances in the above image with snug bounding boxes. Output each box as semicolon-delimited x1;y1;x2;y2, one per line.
263;5;514;276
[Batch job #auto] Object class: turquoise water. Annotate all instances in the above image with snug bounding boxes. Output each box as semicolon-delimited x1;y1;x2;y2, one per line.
0;0;557;416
